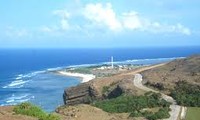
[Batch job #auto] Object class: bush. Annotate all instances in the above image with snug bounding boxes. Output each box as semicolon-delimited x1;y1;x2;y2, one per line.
171;81;200;107
129;110;143;117
13;102;60;120
93;93;171;120
146;107;170;120
145;82;164;90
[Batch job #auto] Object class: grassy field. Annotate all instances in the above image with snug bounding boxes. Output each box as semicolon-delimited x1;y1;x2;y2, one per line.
185;107;200;120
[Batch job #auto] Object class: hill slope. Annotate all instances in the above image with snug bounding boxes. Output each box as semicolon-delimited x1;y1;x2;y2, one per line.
0;106;37;120
141;55;200;92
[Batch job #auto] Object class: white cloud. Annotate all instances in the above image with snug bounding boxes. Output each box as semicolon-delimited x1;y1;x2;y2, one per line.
60;19;69;30
82;3;191;35
53;9;70;30
83;3;122;31
121;11;191;35
38;2;191;36
40;26;53;32
53;10;70;19
122;11;142;30
5;27;30;37
145;22;191;35
175;23;191;35
17;30;28;37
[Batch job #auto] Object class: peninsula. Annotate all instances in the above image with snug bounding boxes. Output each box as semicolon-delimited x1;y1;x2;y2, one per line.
1;55;200;120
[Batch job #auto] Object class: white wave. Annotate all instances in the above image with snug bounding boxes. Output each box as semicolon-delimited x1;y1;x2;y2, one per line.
6;94;29;103
32;70;46;75
47;67;63;71
18;74;23;77
8;80;28;87
6;99;14;103
114;57;184;64
68;63;98;68
22;73;36;78
14;74;25;80
15;76;22;80
3;80;29;88
4;94;34;105
20;70;45;78
3;69;48;89
12;94;29;100
15;98;30;103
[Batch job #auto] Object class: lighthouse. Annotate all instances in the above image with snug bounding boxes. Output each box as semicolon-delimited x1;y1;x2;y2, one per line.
111;56;114;69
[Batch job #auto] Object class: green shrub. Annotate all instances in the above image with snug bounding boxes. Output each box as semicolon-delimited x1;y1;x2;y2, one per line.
13;102;60;120
94;93;171;120
146;107;170;120
171;81;200;107
68;67;91;74
41;114;60;120
129;110;143;117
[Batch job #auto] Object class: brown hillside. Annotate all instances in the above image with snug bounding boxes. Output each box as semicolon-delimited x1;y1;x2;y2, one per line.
141;55;200;93
0;106;37;120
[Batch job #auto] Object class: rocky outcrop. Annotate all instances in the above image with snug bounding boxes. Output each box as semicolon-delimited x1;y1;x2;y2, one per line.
63;74;140;105
63;82;126;105
63;83;100;105
105;85;123;99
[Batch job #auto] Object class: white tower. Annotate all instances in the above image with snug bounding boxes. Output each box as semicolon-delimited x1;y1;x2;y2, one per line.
111;56;114;69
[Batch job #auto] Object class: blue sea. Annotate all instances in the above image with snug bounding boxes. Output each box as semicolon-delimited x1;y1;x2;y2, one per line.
0;47;200;112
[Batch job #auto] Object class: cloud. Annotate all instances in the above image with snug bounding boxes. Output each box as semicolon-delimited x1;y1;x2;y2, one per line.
5;27;30;38
144;22;191;35
83;3;122;31
53;9;70;30
40;2;191;36
40;26;54;33
121;11;142;30
53;10;70;19
120;11;191;35
82;3;191;35
60;19;69;30
174;23;191;35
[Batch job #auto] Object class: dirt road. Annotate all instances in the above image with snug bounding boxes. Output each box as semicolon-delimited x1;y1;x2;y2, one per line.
134;74;181;120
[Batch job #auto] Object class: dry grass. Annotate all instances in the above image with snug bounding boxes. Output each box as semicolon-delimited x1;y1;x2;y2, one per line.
0;106;37;120
56;104;138;120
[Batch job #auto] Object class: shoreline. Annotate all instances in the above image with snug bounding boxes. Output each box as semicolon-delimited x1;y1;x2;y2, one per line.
57;71;95;83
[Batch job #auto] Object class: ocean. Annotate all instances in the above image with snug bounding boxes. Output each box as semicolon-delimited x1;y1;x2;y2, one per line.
0;47;200;112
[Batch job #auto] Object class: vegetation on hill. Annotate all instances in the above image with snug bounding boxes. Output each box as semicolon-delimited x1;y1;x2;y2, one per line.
68;67;92;74
145;81;165;91
142;55;200;93
13;102;60;120
93;92;171;120
170;81;200;107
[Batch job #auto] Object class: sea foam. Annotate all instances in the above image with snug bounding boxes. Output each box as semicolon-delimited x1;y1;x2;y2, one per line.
4;94;34;106
2;70;45;88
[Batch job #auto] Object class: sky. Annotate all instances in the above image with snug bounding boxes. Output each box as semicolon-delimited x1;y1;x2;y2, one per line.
0;0;200;48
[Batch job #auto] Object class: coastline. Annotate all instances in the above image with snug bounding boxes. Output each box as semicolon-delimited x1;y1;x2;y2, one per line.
57;71;95;83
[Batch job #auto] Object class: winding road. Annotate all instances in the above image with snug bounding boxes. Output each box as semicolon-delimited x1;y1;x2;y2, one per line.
133;74;181;120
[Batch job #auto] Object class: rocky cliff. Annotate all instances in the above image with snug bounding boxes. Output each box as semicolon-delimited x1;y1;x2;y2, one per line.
63;73;142;105
63;82;100;105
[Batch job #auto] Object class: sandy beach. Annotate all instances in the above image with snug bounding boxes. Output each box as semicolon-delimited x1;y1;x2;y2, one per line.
57;71;95;83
